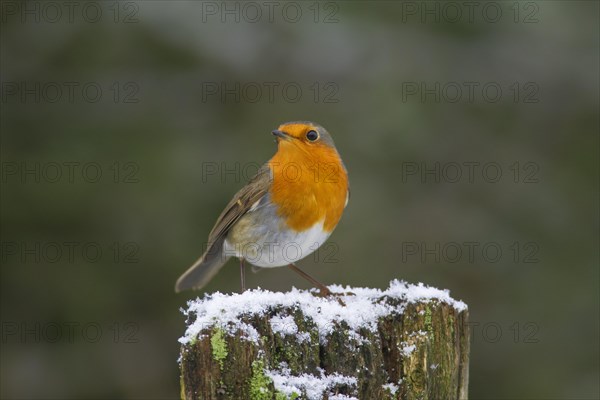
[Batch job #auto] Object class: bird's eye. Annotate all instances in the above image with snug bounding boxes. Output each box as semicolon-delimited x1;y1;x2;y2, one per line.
306;130;319;142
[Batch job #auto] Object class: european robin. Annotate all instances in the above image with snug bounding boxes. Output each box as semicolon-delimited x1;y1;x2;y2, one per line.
175;121;349;295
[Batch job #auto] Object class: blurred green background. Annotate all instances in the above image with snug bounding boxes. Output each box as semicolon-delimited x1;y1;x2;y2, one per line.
1;1;598;398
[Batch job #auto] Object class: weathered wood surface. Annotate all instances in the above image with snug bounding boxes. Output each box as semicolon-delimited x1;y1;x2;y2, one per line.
179;281;469;400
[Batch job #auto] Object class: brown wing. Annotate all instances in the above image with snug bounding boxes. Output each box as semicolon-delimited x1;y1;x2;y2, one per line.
175;163;272;292
206;163;272;245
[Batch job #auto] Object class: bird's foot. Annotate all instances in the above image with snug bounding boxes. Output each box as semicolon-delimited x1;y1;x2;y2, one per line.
314;287;353;306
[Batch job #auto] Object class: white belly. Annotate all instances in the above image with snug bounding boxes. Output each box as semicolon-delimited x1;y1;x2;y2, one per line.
224;220;330;268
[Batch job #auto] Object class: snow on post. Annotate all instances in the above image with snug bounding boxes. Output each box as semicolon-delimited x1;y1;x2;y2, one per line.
178;280;470;400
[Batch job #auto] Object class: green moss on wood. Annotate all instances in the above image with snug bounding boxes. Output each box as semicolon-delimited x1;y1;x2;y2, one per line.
448;314;455;338
424;306;433;333
180;375;185;400
210;328;228;368
249;359;273;400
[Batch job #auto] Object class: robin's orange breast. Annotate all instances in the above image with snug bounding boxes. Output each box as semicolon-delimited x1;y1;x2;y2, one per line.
268;140;348;233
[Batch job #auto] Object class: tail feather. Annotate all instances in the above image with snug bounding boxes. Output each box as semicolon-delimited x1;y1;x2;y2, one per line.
175;237;230;293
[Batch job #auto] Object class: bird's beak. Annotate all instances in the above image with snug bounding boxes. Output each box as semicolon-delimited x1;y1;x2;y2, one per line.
272;130;292;141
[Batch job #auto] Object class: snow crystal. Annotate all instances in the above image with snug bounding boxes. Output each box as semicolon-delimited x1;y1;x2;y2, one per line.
270;315;298;337
400;344;416;357
267;367;357;400
385;281;468;312
297;332;311;343
383;382;399;394
179;279;467;345
329;395;358;400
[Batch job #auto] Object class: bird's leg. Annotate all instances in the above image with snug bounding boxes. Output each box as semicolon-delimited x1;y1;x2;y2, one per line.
288;263;332;297
240;258;246;292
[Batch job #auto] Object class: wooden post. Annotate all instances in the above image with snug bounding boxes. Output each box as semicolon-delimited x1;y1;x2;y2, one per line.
178;281;470;399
